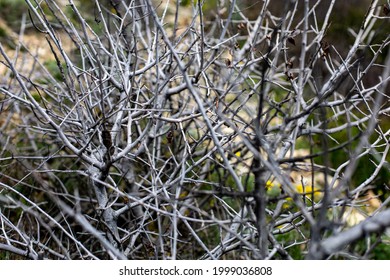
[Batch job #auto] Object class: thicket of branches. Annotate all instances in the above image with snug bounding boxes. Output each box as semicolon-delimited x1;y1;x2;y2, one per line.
0;0;389;259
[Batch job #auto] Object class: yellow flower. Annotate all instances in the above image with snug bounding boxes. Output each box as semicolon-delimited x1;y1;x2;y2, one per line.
266;180;281;198
264;180;322;207
265;180;275;189
294;184;322;201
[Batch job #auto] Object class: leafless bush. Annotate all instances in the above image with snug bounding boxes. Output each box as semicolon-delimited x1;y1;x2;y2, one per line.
0;0;389;259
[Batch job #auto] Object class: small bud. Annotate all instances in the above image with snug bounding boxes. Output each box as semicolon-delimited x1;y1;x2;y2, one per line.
285;71;294;80
286;59;293;69
237;22;246;30
167;130;173;144
321;40;330;57
287;37;296;46
214;96;219;109
102;130;112;150
225;58;232;68
383;4;390;15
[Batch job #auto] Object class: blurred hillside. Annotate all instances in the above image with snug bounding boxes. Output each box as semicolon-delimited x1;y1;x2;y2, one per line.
1;0;387;56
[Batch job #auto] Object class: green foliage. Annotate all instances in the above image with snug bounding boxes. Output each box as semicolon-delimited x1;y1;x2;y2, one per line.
330;6;365;43
302;107;390;189
370;237;390;259
0;26;7;38
275;230;306;259
0;0;26;30
331;235;390;259
43;60;67;81
0;250;10;260
180;0;191;7
201;0;218;10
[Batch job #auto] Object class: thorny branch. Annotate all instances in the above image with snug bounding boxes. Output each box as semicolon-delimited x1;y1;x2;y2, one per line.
0;0;389;259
